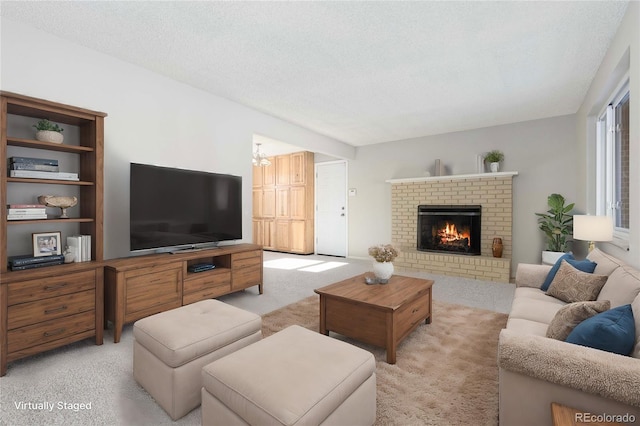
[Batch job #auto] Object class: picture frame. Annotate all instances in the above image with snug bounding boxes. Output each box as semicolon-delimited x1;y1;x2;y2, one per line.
32;231;62;257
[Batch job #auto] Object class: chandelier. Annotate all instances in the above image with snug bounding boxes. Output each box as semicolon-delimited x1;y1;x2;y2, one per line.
252;143;271;166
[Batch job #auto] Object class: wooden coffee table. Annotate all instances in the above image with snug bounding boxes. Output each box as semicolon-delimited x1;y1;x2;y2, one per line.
314;273;434;364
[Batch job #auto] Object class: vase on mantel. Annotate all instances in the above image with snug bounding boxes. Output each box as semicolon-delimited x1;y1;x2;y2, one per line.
372;261;394;284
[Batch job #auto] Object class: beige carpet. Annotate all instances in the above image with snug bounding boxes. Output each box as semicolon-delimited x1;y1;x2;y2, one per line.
262;295;508;426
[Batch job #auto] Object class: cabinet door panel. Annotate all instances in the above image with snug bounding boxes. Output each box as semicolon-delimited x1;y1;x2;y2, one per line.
253;220;264;246
290;186;306;220
263;220;275;249
276;155;290;185
289;220;307;253
253;189;262;217
275;220;290;250
262;161;275;186
262;188;276;218
276;188;290;218
125;267;181;318
290;152;306;184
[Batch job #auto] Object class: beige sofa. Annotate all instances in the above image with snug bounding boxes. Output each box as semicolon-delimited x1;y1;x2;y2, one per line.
498;248;640;426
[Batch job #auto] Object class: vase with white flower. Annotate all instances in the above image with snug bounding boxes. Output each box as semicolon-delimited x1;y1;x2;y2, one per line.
368;244;399;284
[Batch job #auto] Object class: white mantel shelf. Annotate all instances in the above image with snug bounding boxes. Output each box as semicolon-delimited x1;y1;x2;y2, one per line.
385;171;518;184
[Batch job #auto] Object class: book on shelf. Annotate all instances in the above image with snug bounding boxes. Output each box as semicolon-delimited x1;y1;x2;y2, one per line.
9;156;58;166
7;204;47;209
10;163;60;172
9;170;79;181
67;235;91;262
8;254;65;267
9;259;64;271
8;208;47;215
7;213;48;220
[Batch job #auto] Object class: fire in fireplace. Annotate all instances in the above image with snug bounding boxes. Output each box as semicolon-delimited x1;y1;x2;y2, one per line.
417;205;481;255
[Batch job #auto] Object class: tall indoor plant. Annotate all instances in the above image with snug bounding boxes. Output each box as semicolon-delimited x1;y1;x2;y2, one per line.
535;193;574;264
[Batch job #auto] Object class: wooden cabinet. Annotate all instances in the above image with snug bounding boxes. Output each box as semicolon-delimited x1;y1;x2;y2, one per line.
0;92;106;376
253;151;314;254
105;244;263;343
276;155;290;185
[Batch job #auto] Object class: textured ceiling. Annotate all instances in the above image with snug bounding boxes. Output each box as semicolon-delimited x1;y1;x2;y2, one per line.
0;1;629;146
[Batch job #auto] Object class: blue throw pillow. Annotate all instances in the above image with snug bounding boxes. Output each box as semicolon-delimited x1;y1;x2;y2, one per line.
565;304;636;356
541;253;574;291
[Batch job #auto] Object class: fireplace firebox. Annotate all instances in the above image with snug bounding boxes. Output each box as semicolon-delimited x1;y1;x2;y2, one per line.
417;205;481;255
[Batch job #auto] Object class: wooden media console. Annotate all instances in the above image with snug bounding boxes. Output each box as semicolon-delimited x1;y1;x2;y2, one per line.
104;244;263;343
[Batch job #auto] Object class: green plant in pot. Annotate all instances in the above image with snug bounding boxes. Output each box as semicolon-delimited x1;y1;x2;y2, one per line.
484;150;504;172
535;193;574;264
33;119;64;144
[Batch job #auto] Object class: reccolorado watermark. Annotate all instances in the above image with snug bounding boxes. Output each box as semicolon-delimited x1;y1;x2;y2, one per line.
575;412;636;423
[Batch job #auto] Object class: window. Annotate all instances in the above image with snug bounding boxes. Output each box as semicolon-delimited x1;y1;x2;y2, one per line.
596;80;629;241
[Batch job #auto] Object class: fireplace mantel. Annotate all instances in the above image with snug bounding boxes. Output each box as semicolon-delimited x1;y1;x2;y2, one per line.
386;171;518;184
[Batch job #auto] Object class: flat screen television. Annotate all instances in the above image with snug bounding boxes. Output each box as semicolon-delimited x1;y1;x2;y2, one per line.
130;163;242;252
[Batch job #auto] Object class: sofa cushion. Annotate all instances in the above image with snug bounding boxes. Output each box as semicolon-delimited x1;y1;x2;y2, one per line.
546;300;610;341
546;261;608;303
541;255;597;292
632;293;640;359
565;304;636;356
509;292;565;324
597;265;640;308
586;247;625;276
540;253;573;291
505;317;550;337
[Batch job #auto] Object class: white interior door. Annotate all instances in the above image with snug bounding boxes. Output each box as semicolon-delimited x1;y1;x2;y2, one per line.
315;161;347;256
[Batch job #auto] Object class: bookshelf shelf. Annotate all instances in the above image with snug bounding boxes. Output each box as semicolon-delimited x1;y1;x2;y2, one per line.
7;177;95;186
7;218;95;225
7;137;95;153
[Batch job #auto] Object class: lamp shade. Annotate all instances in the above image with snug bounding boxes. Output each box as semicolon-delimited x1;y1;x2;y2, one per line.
573;215;613;242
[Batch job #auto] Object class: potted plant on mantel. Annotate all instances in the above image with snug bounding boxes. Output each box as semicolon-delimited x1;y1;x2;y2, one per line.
484;150;504;172
535;193;574;264
33;119;64;144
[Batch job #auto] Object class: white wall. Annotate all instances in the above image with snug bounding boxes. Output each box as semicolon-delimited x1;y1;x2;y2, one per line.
576;2;639;269
0;17;354;259
348;114;578;276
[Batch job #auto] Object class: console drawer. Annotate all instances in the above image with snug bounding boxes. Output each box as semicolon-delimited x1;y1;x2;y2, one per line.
396;291;430;340
183;270;231;294
7;270;96;305
232;250;261;269
7;289;96;330
8;311;95;353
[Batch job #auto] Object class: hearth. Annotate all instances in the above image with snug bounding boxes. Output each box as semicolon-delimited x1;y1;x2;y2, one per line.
417;205;481;255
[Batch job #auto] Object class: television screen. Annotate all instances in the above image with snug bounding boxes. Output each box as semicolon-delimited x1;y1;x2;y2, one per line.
130;163;242;251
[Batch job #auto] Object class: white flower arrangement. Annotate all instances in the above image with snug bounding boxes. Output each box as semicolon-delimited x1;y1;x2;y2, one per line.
368;244;399;263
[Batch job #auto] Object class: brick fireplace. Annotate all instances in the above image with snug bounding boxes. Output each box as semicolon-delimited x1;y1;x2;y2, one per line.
388;172;517;283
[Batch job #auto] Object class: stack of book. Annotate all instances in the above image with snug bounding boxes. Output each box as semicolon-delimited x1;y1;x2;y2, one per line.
8;254;65;271
7;204;48;221
8;156;78;181
67;235;92;262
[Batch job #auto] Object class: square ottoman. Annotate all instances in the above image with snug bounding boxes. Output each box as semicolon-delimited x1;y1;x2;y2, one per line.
201;325;376;425
133;299;262;420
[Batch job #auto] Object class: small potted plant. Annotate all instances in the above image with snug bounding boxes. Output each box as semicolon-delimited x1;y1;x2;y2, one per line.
484;150;504;172
535;193;574;264
33;119;64;144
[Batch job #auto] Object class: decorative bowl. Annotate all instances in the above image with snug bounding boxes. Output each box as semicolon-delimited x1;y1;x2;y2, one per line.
38;195;78;218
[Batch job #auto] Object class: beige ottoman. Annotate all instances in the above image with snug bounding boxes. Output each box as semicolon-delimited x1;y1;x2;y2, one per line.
133;299;262;420
201;325;376;425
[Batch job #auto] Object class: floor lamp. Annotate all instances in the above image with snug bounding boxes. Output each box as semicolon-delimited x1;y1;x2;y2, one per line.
573;215;613;252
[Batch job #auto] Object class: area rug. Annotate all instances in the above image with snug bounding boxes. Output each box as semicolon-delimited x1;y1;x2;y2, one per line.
261;295;508;426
